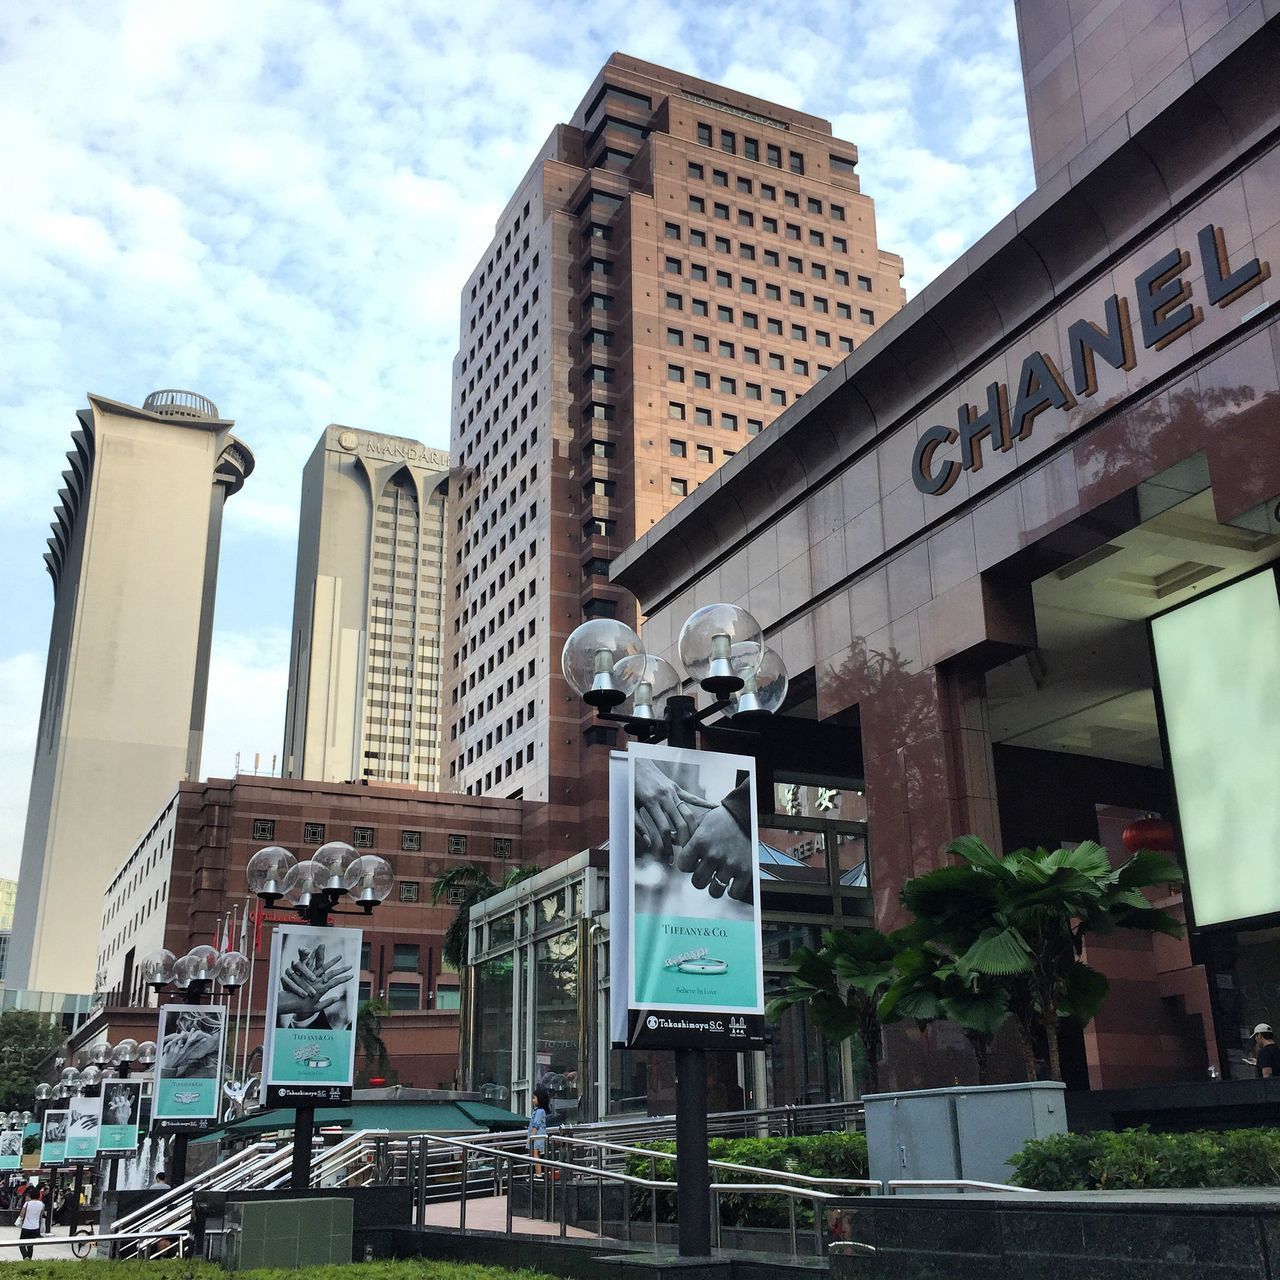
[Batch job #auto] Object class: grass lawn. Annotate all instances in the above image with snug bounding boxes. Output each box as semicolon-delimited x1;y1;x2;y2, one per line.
0;1264;557;1280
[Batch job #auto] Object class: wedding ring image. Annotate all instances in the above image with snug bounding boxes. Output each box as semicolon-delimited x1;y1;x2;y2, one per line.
677;958;729;975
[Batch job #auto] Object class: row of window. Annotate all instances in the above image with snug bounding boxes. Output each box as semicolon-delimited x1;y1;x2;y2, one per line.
691;120;849;181
663;289;873;326
664;220;870;280
248;819;511;859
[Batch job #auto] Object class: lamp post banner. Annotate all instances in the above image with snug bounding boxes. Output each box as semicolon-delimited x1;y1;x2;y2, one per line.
620;740;766;1049
260;922;361;1106
40;1110;68;1167
98;1080;143;1152
153;1004;226;1122
65;1093;102;1161
0;1129;22;1171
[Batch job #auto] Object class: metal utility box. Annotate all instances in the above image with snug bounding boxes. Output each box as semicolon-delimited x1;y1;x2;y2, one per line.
222;1196;353;1270
863;1081;1066;1190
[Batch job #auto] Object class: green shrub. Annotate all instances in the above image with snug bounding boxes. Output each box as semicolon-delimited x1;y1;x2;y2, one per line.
624;1131;869;1228
1011;1127;1280;1191
0;1265;555;1280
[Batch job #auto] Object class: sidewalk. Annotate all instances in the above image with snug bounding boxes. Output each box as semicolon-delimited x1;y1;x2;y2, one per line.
420;1194;602;1239
0;1223;81;1258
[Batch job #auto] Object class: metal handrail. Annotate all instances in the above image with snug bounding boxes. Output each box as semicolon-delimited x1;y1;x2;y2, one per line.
0;1230;192;1252
550;1132;882;1193
417;1128;873;1258
886;1179;1038;1194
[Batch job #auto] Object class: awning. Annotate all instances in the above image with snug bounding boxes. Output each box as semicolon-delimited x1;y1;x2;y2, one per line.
191;1098;525;1145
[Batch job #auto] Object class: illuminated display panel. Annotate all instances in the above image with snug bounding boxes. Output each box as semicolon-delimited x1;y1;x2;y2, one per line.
1152;569;1280;928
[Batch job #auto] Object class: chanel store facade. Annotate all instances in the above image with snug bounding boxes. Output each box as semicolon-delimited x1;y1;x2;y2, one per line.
613;10;1280;1092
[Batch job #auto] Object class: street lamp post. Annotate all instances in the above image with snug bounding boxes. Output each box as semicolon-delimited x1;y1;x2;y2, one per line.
562;605;788;1259
136;946;247;1184
246;841;393;1190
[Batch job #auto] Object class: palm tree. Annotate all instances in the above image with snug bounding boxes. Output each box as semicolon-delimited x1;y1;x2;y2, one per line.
766;928;897;1094
356;997;393;1085
901;836;1184;1081
879;943;1010;1084
431;862;541;971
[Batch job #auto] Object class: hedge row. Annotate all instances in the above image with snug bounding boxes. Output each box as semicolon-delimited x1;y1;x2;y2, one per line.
624;1131;870;1228
1011;1127;1280;1190
0;1265;555;1280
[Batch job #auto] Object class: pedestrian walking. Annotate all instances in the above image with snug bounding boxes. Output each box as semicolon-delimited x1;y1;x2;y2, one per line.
16;1186;44;1259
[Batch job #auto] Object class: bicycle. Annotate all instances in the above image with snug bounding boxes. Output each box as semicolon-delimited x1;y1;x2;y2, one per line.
69;1227;94;1259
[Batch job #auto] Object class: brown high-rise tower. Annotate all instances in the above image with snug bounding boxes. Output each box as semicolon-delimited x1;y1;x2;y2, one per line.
445;54;904;854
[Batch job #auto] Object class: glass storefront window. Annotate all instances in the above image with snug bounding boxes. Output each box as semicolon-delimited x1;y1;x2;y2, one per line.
834;831;868;887
760;824;829;883
537;890;567;929
517;948;530;1080
762;921;820;965
764;972;844;1105
490;912;516;948
475;955;515;1100
533;930;579;1117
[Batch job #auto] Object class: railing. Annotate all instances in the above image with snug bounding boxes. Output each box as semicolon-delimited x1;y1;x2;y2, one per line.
886;1179;1037;1194
107;1130;391;1256
414;1130;880;1259
548;1131;883;1256
560;1098;863;1144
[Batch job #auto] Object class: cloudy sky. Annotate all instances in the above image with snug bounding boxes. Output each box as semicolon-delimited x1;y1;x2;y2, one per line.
0;0;1033;879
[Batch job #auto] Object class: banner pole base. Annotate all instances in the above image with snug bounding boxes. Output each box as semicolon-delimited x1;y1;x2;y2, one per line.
291;1106;314;1190
674;1046;711;1257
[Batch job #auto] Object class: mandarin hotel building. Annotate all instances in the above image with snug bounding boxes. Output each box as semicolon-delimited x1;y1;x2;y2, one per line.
458;6;1280;1121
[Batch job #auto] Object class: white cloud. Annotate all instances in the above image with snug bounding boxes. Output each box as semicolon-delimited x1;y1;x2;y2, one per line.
0;655;41;880
199;628;291;783
0;0;1033;867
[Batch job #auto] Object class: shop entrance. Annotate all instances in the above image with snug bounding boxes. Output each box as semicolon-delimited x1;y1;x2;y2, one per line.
983;461;1280;1088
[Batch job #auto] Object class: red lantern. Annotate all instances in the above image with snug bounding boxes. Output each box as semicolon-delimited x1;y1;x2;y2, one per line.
1122;817;1176;854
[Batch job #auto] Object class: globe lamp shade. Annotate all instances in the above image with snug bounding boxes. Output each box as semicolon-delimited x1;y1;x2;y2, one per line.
561;619;644;709
678;604;764;697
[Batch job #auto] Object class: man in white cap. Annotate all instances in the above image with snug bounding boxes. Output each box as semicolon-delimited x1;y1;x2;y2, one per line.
1245;1024;1279;1078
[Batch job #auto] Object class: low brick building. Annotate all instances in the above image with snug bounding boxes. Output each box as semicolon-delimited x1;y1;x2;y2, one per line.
90;774;539;1089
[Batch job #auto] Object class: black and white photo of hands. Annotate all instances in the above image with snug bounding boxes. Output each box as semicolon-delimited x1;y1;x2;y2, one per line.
160;1010;223;1079
634;758;755;906
276;940;355;1031
68;1105;99;1137
673;779;754;903
632;758;715;861
105;1084;136;1128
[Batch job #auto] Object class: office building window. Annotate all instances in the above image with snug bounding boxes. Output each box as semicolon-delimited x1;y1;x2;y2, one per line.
388;982;419;1010
252;819;275;841
303;822;326;844
857;274;872;291
860;308;876;325
697;122;712;145
399;880;420;903
448;834;468;855
671;477;688;495
670;439;687;457
696;444;713;463
494;837;513;858
401;830;421;852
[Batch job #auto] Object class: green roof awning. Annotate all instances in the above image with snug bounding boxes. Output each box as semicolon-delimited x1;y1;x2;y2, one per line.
191;1099;525;1145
